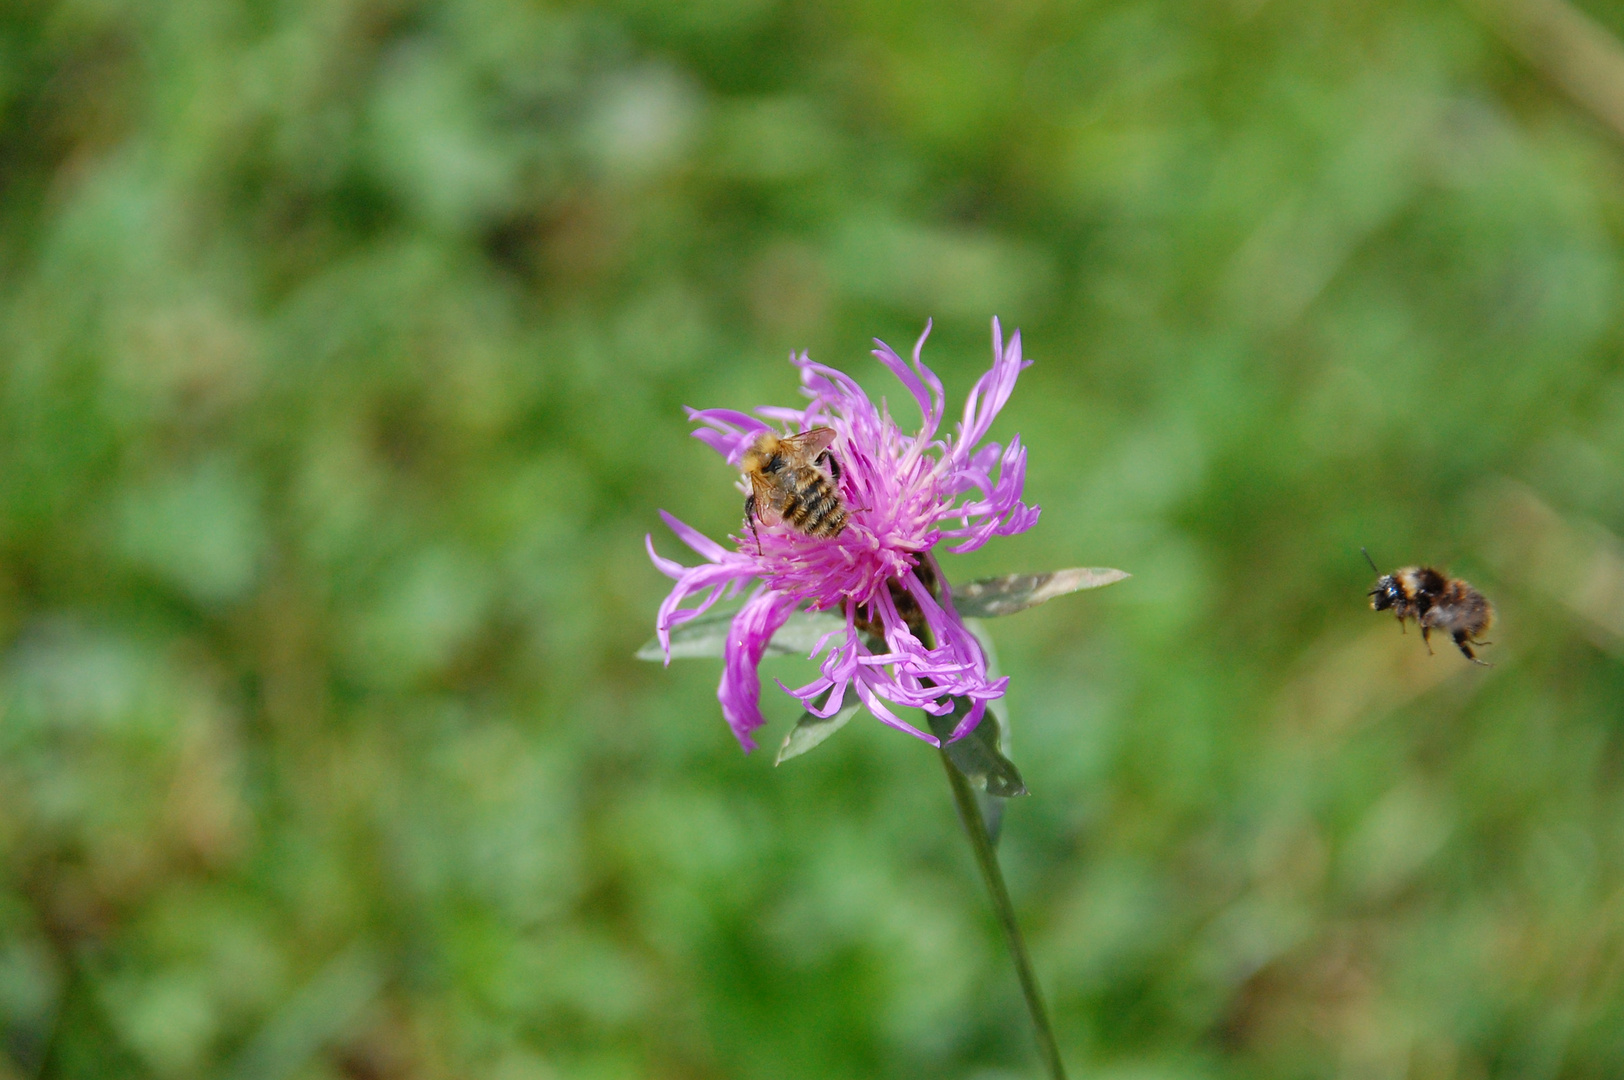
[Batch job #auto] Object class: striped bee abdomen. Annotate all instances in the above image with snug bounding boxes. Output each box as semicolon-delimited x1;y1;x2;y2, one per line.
782;468;847;538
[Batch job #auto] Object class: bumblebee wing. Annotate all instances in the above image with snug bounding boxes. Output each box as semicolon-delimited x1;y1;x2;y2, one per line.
747;472;784;526
779;426;837;462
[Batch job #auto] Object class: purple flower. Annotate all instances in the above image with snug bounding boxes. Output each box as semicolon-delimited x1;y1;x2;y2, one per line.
646;318;1041;751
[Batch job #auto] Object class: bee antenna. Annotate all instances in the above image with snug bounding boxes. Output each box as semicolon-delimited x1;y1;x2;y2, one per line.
1361;546;1380;574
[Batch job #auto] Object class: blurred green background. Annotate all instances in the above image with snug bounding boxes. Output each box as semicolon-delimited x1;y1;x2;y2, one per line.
3;0;1624;1077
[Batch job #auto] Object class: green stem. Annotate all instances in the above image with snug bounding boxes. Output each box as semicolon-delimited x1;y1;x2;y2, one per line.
941;751;1068;1080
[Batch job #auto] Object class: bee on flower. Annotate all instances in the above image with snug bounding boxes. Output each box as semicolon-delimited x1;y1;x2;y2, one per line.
646;318;1041;751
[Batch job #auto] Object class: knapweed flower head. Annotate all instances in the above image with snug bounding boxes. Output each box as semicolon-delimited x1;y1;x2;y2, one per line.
646;318;1040;751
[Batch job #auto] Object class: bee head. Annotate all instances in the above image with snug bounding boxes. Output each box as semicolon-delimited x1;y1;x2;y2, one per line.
740;433;778;474
1369;575;1401;612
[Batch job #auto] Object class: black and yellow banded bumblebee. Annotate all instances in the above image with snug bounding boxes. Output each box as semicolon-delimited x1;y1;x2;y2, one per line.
1364;549;1494;665
741;427;848;550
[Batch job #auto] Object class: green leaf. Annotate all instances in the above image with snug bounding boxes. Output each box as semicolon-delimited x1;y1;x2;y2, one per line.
637;567;1129;660
930;697;1028;798
775;701;862;764
635;604;736;660
950;567;1131;618
766;609;847;656
636;606;845;661
962;618;1018;842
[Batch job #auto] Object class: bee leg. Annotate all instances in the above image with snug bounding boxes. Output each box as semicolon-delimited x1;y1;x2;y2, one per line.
1455;632;1494;666
744;494;763;556
1420;623;1434;655
818;450;842;483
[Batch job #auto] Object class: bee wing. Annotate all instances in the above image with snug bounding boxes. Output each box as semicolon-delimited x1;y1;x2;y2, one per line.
778;426;837;462
747;472;784;526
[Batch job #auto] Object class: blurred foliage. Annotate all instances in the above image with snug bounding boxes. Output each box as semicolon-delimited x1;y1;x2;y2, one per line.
2;0;1624;1077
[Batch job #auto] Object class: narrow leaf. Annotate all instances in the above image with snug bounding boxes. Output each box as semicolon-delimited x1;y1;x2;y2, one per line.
951;567;1131;618
764;610;846;656
636;604;738;660
930;698;1028;798
636;606;844;661
775;702;862;764
964;619;1012;842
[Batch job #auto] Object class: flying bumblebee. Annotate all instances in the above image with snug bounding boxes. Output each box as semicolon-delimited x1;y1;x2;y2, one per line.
740;426;848;550
1364;549;1494;665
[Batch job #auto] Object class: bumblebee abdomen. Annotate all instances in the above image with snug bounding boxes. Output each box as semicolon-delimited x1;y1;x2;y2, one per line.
1426;580;1493;636
781;468;847;538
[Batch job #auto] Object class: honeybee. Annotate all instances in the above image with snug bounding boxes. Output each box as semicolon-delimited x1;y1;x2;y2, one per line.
1363;549;1494;665
741;426;847;550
